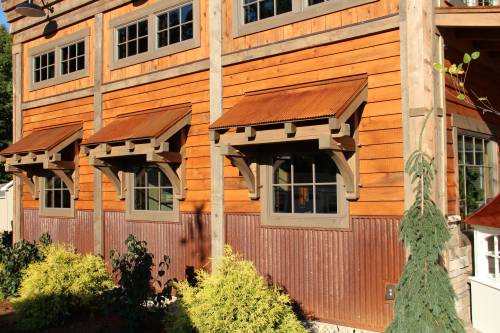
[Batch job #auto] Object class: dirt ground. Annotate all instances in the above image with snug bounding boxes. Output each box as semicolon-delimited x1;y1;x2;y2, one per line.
0;299;165;333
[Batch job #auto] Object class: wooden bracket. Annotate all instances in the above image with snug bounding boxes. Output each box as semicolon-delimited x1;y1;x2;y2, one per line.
6;165;39;199
219;145;259;199
156;162;185;200
90;156;125;200
325;150;359;200
51;169;78;199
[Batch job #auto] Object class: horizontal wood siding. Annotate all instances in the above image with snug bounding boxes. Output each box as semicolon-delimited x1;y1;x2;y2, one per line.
23;208;94;254
101;71;210;212
222;29;404;215
22;18;95;102
225;214;405;332
222;0;399;54
104;211;211;281
102;0;209;84
22;97;95;211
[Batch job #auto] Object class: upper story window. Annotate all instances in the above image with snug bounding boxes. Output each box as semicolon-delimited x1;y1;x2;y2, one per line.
133;166;174;212
28;28;90;91
110;1;200;70
243;0;293;24
157;3;194;48
272;153;338;215
117;20;149;60
234;0;378;37
463;0;499;6
61;40;85;75
33;51;55;83
458;134;495;217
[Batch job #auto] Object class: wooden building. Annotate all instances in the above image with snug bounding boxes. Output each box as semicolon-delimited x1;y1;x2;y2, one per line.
0;0;498;331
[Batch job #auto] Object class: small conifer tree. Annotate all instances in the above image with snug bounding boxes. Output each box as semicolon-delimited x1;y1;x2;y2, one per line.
386;112;465;333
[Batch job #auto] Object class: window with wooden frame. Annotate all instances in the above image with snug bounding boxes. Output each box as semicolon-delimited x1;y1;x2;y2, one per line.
109;0;200;70
39;171;75;217
234;0;378;37
28;29;90;91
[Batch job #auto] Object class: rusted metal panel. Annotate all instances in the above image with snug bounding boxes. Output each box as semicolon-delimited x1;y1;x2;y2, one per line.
225;214;404;332
210;75;367;130
85;104;191;145
0;123;82;156
464;193;500;228
103;211;211;281
23;208;94;254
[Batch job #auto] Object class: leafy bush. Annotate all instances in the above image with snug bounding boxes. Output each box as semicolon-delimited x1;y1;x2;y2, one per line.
109;234;171;332
0;231;13;261
0;233;51;299
169;246;307;333
12;244;114;331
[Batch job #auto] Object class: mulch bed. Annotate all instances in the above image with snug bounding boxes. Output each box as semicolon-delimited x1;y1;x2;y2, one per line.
0;299;165;333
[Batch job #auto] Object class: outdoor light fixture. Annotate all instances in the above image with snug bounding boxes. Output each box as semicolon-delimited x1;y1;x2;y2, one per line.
15;0;46;18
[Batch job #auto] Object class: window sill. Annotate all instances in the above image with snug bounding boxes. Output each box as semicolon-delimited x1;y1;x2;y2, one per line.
233;0;379;38
30;68;89;92
125;210;180;223
261;213;350;229
39;207;75;219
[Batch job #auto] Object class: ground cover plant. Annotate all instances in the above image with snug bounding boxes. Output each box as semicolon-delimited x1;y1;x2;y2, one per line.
168;245;307;333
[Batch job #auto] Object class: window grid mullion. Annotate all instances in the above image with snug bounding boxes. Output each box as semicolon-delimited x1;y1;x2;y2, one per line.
312;162;316;214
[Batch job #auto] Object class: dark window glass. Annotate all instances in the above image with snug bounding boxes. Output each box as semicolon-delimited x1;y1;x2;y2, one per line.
60;40;85;75
128;39;138;56
277;0;293;14
34;56;41;70
157;3;194;48
138;37;148;53
243;0;292;24
118;44;127;59
181;4;193;23
182;23;193;41
259;0;274;19
44;174;71;209
308;0;328;5
293;155;313;183
133;167;173;212
273;185;292;213
118;27;127;43
316;185;337;214
158;13;169;31
128;23;137;40
117;20;148;59
169;8;180;27
169;26;180;44
244;2;258;23
138;20;148;37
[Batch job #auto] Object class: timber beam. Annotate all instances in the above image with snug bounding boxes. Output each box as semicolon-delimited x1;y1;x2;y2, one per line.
218;145;259;199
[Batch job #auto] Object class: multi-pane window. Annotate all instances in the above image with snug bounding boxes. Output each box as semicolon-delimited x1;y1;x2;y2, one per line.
133;167;173;212
464;0;499;6
307;0;331;5
486;235;500;281
458;134;494;217
117;19;149;60
61;40;85;75
44;174;71;209
272;153;338;215
33;51;55;83
157;3;194;48
243;0;293;24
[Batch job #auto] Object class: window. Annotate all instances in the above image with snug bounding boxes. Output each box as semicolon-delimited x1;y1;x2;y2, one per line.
272;154;338;215
157;3;194;48
463;0;499;6
117;20;149;60
110;1;200;70
234;0;378;37
29;29;90;91
486;235;500;280
133;166;174;212
457;134;494;217
43;174;71;210
33;51;55;83
243;0;293;24
61;40;85;75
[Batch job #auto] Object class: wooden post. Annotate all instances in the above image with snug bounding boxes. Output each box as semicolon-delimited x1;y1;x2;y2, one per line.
93;13;105;255
12;42;23;243
209;0;225;263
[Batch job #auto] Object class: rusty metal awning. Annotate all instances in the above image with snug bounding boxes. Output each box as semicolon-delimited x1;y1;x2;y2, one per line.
85;104;191;146
210;75;368;130
0;123;82;157
464;194;500;229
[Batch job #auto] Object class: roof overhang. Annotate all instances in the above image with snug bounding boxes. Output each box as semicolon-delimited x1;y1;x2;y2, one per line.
464;194;500;229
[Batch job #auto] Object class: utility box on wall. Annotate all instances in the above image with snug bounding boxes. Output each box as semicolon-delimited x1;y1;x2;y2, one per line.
0;181;13;233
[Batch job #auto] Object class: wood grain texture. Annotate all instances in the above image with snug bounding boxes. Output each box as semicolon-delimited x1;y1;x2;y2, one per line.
222;29;403;215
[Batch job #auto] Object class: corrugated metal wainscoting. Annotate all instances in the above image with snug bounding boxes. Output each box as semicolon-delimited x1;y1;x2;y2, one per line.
23;209;94;254
225;214;405;332
104;211;211;281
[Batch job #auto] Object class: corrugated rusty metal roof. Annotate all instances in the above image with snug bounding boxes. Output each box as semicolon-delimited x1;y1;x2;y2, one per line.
0;123;82;156
464;194;500;228
85;104;191;145
210;75;368;130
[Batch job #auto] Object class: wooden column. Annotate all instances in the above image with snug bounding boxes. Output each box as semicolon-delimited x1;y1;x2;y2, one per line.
11;42;23;243
209;0;225;262
93;13;105;255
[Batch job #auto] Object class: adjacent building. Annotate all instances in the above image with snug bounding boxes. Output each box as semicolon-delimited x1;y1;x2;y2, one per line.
0;0;498;331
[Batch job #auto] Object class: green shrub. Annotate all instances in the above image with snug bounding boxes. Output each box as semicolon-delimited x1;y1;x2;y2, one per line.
109;234;172;332
12;244;114;331
0;233;51;299
169;246;307;333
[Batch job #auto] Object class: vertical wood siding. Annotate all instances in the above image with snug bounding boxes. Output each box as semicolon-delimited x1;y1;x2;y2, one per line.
225;214;404;332
104;211;211;281
23;209;94;254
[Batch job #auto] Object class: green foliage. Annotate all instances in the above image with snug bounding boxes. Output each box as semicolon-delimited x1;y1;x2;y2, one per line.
169;246;307;333
386;113;465;333
0;26;12;182
0;231;13;262
0;233;51;299
12;244;114;331
109;234;172;332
